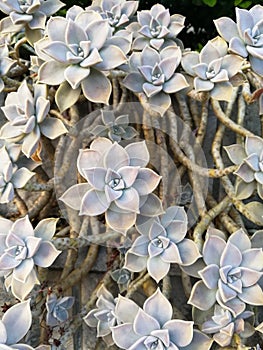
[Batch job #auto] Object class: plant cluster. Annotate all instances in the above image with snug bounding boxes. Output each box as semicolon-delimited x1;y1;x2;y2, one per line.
0;0;262;349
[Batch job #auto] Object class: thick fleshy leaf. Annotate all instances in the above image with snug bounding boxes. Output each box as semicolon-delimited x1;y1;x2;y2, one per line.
163;73;189;94
161;241;182;263
38;60;67;85
0;320;7;344
194;78;214;92
21;128;41;157
122;72;145;93
64;65;90;89
134;308;160;335
188;281;217;310
124;251;147;271
139;193;164;217
111;323;140;349
220;241;242;268
228;229;251;252
181;329;213;350
2;299;32;344
81;69;111;104
106;205;136;234
95;45;127;70
114;295;139;324
164;319;194;347
214;17;239;42
125;141;150;167
147;255;170;282
177;239;201;265
55;81;81;112
34;241;61;267
133;168;161;196
104;142;129;170
235;179;255;200
0;253;20;270
144;288;172;326
115;188;140;213
34;218;58;241
224;144;247;165
80;189;110;215
59;183;91;210
11;216;34;240
239;284;263;305
83;167;107;190
245;136;263;158
243;201;263;225
11;168;35;189
241;248;263;271
77;149;102;177
13;258;34;283
199;264;219;289
203;235;226;266
11;268;39;301
148;91;171;116
26;236;42;258
240;267;262;287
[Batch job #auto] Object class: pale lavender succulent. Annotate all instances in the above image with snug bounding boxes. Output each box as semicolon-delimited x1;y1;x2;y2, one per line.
0;43;16;93
46;293;75;327
0;215;61;300
123;45;189;116
35;7;131;111
214;5;263;76
201;304;254;347
181;36;244;101
224;136;263;200
128;3;185;51
188;228;263;317
0;80;67;158
0;299;34;349
125;206;200;283
0;0;65;44
84;285;119;346
0;146;35;204
87;0;138;31
91;110;138;142
112;288;212;350
60;137;162;234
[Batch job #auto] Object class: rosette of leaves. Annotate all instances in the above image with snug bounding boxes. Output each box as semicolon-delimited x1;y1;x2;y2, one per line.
112;288;212;350
60;137;162;234
35;6;131;111
122;45;189;116
181;36;244;101
91;110;138;142
214;5;263;76
187;228;263;317
87;0;138;32
127;3;185;51
224;136;263;200
0;215;61;300
46;293;75;327
0;146;35;204
200;304;254;347
0;299;34;350
125;206;200;283
0;43;16;93
84;285;119;346
0;0;65;44
0;80;67;158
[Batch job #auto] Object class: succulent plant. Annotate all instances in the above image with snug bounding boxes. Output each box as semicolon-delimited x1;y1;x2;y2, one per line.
224;136;263;200
214;5;263;76
0;0;65;44
201;304;254;347
187;228;263;316
123;45;188;116
125;206;200;283
35;7;131;111
46;293;75;327
0;146;35;204
0;43;16;93
0;80;67;158
0;215;61;300
128;3;185;51
181;36;244;101
0;299;34;349
60;137;162;234
87;0;138;31
90;110;138;142
111;288;212;350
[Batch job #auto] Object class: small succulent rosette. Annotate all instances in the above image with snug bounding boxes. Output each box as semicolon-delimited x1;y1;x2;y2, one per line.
0;80;67;158
122;45;189;116
0;299;34;349
111;288;212;350
87;0;138;32
35;6;131;111
0;0;65;44
125;205;200;283
186;228;263;317
181;36;244;101
46;293;75;327
214;5;263;76
224;136;263;200
0;216;61;300
60;137;162;234
127;3;185;51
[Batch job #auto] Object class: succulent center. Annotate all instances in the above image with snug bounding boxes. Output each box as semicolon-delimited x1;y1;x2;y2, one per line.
108;177;125;190
14;245;28;260
151;65;165;85
144;336;164;350
154;238;163;248
106;11;120;26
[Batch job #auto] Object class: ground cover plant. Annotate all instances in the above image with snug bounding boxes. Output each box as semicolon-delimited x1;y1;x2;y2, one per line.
0;0;262;349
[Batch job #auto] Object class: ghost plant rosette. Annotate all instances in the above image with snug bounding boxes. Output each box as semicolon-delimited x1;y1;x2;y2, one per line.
123;45;188;116
224;136;263;200
188;228;263;316
0;146;34;204
214;5;263;76
125;206;200;282
128;3;185;51
111;288;212;350
46;293;75;327
35;7;130;111
0;80;67;158
60;137;162;234
181;36;244;101
0;216;61;300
